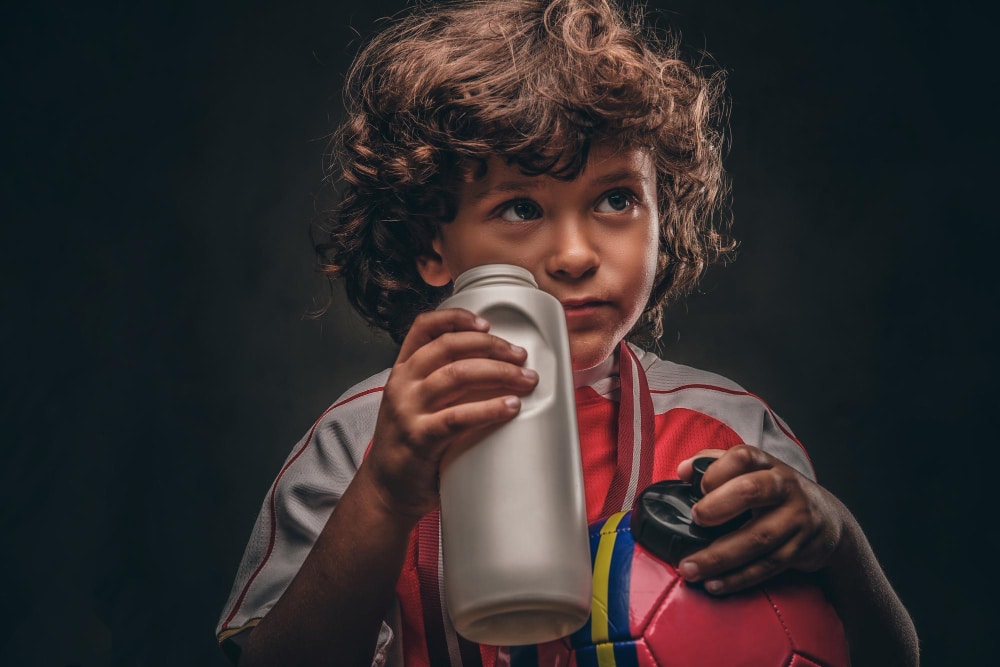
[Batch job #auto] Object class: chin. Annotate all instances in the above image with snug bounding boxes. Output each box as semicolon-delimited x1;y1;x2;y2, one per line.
569;341;617;372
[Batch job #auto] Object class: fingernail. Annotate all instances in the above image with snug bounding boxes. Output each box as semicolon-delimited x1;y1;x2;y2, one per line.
504;396;520;409
474;317;490;329
521;368;538;380
705;580;724;594
678;561;699;580
510;343;526;355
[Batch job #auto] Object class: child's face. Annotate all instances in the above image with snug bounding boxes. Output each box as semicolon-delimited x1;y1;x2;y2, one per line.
417;143;660;370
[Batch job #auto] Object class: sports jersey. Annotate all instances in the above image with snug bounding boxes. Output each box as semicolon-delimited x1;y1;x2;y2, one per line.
216;342;813;666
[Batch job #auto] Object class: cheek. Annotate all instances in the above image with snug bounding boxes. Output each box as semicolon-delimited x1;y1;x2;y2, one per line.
633;223;660;298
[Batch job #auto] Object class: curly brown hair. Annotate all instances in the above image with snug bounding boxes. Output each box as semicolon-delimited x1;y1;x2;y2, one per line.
317;0;734;345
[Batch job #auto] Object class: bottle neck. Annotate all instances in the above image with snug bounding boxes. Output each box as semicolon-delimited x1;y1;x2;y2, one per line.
451;264;538;293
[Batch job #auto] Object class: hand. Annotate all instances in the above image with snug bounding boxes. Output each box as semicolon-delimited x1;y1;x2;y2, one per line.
361;308;538;521
674;445;849;595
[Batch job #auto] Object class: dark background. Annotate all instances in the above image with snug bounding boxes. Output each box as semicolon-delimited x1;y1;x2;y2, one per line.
3;0;995;665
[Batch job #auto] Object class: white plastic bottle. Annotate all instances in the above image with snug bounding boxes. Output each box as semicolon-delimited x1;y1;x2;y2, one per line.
436;264;592;646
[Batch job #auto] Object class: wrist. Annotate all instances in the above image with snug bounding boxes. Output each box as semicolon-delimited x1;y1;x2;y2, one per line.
354;460;426;531
825;505;866;575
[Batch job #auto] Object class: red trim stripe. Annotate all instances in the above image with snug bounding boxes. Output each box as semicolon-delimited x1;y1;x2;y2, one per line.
221;386;385;630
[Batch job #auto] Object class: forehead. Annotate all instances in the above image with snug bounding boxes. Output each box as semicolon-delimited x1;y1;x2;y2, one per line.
459;144;655;199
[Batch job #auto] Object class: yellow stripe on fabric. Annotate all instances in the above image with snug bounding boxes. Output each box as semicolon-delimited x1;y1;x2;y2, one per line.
596;641;617;666
217;618;260;643
591;509;629;667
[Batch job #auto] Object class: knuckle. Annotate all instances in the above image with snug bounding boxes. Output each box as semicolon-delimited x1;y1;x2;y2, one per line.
436;337;461;363
758;554;786;575
696;549;721;571
442;361;465;383
737;476;763;502
774;475;792;502
493;334;513;354
731;444;758;467
748;528;773;552
412;311;433;327
408;415;432;441
794;503;820;531
725;445;752;469
439;410;462;434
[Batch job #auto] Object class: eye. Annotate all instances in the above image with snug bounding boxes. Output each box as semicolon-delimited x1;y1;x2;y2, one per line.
595;190;635;213
498;200;542;222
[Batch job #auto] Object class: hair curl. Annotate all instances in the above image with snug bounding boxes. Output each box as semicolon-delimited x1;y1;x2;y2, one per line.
317;0;734;345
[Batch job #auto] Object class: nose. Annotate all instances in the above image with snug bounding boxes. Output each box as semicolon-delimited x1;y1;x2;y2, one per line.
545;217;600;280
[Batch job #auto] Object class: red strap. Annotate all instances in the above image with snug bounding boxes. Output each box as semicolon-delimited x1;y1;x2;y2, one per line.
599;340;655;516
416;511;486;667
416;511;451;666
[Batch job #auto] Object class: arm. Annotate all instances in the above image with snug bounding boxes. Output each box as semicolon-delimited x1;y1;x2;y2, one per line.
239;309;537;667
675;446;919;667
817;501;920;666
239;462;415;667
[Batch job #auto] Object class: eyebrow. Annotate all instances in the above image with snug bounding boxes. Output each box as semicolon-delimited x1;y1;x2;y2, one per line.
470;168;651;203
591;168;651;189
470;179;542;203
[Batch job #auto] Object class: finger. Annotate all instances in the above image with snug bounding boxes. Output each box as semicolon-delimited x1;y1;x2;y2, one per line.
676;449;727;482
418;395;522;443
398;309;490;363
699;538;803;596
691;468;791;526
698;444;777;493
678;511;800;584
406;330;528;378
420;358;539;410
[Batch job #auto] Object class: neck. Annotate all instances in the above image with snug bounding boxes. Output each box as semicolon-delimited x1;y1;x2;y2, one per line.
573;345;620;388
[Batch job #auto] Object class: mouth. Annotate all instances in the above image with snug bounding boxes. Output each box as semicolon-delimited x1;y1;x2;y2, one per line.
560;299;612;319
561;298;610;309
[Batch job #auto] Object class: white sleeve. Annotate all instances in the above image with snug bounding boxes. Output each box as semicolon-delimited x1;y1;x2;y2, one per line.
215;370;397;665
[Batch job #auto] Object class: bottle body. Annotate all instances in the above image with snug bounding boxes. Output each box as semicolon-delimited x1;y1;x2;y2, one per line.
436;264;591;646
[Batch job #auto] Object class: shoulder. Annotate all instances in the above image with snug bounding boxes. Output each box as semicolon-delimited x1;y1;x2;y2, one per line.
264;368;392;509
215;367;394;653
298;368;391;467
317;368;390;420
632;344;747;394
325;368;391;415
631;344;815;479
309;368;390;438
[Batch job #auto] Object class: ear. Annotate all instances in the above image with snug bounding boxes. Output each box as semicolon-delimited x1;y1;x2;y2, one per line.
416;238;453;287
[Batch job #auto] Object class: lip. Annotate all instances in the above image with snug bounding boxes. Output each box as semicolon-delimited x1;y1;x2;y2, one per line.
560;298;609;309
560;299;612;321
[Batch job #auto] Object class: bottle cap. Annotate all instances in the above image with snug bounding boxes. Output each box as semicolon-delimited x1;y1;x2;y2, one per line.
630;457;752;566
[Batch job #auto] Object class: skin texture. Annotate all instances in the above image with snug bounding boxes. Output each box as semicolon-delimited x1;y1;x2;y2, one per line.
675;446;919;666
417;144;660;372
675;446;844;593
241;309;538;667
239;143;918;666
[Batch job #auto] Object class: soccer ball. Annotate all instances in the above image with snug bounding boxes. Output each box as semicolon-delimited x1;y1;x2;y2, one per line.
509;510;849;667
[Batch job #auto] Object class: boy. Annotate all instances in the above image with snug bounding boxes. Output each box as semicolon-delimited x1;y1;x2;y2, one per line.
217;1;918;665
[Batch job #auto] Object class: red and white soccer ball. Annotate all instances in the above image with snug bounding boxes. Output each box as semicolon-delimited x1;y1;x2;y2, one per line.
512;511;850;667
